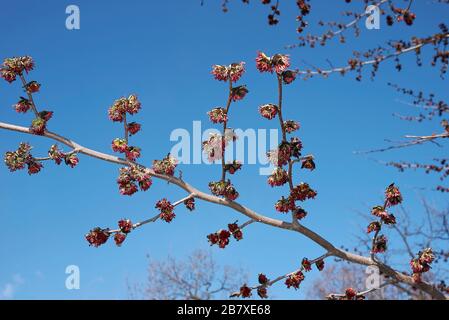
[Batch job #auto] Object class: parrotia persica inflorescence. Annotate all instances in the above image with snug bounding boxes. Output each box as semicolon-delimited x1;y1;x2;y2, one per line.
2;54;438;299
2;56;80;174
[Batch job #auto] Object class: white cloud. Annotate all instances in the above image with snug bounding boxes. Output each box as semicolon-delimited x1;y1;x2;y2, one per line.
1;283;15;299
0;274;25;299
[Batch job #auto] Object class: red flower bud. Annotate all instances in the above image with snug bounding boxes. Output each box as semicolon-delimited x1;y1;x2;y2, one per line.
118;219;133;233
293;207;308;220
64;153;79;168
255;52;273;73
127;122;141;136
230;85;248;102
85;227;110;247
4;143;32;172
207;107;228;124
275;196;295;213
257;287;268;299
345;288;357;300
30;117;46;135
301;258;312;272
239;285;252;298
153;154;178;176
372;235;387;254
267;167;289;187
125;146;141;161
367;221;381;233
224;160;242;175
48;144;64;165
114;233;127;246
315;259;325;271
259;103;278;120
27;159;43;175
271;54;290;74
38;111;53;122
283;120;300;133
24;81;40;93
285;271;304;289
282;70;297;84
385;183;403;207
14;97;32;113
1;69;16;83
184;198;195;211
290;183;317;201
258;273;269;285
301;158;315;171
156;198;175;223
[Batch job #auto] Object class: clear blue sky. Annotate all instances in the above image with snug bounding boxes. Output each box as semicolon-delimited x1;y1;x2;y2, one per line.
0;1;447;299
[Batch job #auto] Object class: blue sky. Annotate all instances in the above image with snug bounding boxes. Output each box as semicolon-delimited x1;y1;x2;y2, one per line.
0;1;448;299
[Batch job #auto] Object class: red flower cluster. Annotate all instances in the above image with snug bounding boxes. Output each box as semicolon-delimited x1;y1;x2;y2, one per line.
256;273;269;298
410;248;435;283
315;259;325;271
184;197;195;211
367;185;402;253
24;80;40;93
64;153;79;168
224;160;242;174
156;198;175;223
209;180;239;201
207;107;228;124
301;258;312;272
366;221;381;233
329;288;365;300
256;52;290;74
126;147;141;162
239;284;252;298
371;206;396;225
13;97;32;113
1;56;34;83
282;70;298;85
344;288;359;300
290;183;317;201
127;122;141;136
207;222;243;248
207;229;231;249
114;219;134;246
153;154;178;176
372;235;387;254
4;142;43;175
202;133;223;162
48;144;64;165
267;141;292;166
301;158;316;171
285;271;305;289
267;167;289;187
385;183;403;207
293;207;308;220
228;222;243;241
116;165;152;195
258;273;269;285
259;103;278;120
230;85;248;102
118;219;133;233
108;95;141;122
211;62;245;83
283;120;300;133
275;196;294;213
85;227;110;247
111;138;141;161
30;111;53;135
